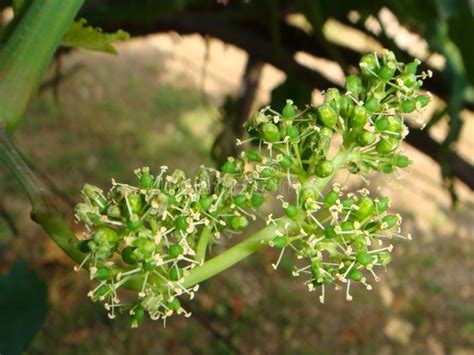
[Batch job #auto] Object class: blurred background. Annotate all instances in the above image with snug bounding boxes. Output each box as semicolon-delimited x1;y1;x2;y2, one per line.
0;1;473;354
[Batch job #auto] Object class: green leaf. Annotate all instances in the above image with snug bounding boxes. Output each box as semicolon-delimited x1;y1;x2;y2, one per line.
62;18;129;54
0;261;48;355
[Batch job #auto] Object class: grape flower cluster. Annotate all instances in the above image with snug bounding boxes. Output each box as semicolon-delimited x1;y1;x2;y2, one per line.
75;49;431;326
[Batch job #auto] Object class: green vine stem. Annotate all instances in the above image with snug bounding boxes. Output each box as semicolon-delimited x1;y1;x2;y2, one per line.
195;226;213;262
183;218;298;288
0;125;84;264
0;0;84;131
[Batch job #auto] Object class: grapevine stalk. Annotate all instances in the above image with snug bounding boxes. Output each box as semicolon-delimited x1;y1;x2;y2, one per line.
0;0;84;131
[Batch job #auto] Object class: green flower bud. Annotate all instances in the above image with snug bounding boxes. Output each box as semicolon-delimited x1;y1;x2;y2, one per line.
128;193;143;214
282;100;296;120
378;65;395;81
122;246;139;265
324;225;337;239
272;235;287;248
317;104;338;128
169;266;181;281
230;216;249;230
404;60;419;74
354;197;375;219
251;194;265;208
324;190;339;206
286;125;300;140
376;138;399;154
348;268;363;281
94;267;111;281
315;160;334;178
324;88;341;112
401;99;416;113
351;106;369;127
375;117;390;131
166;298;181;311
260;167;274;178
378;251;392;266
345;75;363;97
396;155;411;168
356;129;376;146
140;171;153;188
107;205;121;218
356;252;373;266
364;97;378;113
169;244;184;258
399;72;416;87
131;306;144;327
175;216;189;230
376;197;390;213
265;178;280;192
78;239;91;253
234;194;247;207
359;53;379;76
94;226;119;244
415;95;430;108
382;215;398;229
199;196;212;211
285;205;299;219
245;150;262;162
262;122;281;143
135;238;155;255
279;155;293;169
221;161;236;174
387;116;403;135
340;95;354;119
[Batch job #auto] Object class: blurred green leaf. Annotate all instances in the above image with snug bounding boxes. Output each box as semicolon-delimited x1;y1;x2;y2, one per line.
0;261;48;355
62;18;129;54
